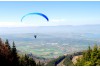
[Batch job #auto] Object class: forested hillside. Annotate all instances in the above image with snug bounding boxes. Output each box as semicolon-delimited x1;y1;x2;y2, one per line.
0;38;37;66
75;45;100;66
1;37;100;66
46;45;100;66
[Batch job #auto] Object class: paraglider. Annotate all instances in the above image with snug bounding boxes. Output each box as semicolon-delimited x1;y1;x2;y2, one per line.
21;12;49;22
34;35;37;39
21;12;49;39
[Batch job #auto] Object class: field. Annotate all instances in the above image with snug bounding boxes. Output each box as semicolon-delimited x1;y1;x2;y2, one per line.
1;32;100;58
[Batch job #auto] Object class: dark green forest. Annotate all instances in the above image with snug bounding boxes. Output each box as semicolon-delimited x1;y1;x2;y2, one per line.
0;38;38;66
0;37;100;66
75;45;100;66
46;45;100;66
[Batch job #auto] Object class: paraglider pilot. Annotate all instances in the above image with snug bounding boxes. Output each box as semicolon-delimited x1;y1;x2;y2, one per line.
34;35;37;39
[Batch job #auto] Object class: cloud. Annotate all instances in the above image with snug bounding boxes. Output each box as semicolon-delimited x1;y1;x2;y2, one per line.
50;19;67;23
0;22;35;27
0;19;67;27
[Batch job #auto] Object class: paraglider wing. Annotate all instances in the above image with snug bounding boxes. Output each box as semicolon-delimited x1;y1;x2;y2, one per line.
21;13;49;22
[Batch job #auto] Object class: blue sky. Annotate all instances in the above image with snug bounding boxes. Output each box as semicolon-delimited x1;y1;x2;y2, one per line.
0;1;100;27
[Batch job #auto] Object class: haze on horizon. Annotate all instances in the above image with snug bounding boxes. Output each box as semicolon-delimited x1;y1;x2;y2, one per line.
0;1;100;27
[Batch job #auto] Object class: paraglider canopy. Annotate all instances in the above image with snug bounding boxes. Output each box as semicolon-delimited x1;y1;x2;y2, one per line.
21;12;49;39
21;12;49;22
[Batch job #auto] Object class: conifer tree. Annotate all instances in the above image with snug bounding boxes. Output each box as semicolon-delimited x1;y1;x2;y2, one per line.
11;41;19;65
29;58;36;66
25;54;29;65
5;39;11;50
0;38;2;46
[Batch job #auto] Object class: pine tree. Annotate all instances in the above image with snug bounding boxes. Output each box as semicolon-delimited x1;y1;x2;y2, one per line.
22;54;36;66
0;38;12;65
29;58;36;66
25;54;29;65
88;46;92;58
0;38;2;46
11;41;19;66
91;45;98;65
84;46;92;61
5;39;11;50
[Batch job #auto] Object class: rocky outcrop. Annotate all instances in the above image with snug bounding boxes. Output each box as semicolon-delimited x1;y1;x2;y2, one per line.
72;55;83;64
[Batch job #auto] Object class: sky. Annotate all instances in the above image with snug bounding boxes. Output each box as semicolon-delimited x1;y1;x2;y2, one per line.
0;1;100;27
